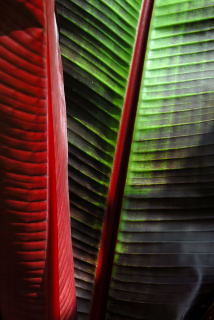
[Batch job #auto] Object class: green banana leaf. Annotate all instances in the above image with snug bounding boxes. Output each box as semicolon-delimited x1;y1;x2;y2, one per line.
108;1;214;319
56;0;214;319
56;0;142;317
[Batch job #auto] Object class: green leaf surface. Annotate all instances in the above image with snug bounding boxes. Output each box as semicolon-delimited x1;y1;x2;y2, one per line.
56;0;142;317
107;1;214;319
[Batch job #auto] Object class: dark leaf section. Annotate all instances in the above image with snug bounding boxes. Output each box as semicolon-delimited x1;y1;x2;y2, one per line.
0;1;47;318
107;1;214;319
56;0;142;318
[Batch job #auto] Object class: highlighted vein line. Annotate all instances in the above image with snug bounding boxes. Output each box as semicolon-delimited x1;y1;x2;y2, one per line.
89;1;154;319
46;2;60;319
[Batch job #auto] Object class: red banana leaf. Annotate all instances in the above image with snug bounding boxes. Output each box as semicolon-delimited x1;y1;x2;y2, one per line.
0;1;76;319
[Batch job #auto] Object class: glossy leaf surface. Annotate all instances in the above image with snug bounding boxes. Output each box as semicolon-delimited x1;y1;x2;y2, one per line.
56;0;143;317
108;1;214;319
0;1;76;319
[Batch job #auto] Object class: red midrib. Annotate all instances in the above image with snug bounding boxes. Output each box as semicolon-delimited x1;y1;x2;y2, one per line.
46;2;60;319
89;1;154;319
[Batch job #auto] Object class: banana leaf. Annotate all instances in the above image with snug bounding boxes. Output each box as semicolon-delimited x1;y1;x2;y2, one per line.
56;0;144;317
107;1;214;319
57;0;214;319
2;0;214;319
0;1;76;319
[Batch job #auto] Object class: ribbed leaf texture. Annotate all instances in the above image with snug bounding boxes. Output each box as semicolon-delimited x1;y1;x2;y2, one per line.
107;1;214;319
56;0;143;317
0;1;76;319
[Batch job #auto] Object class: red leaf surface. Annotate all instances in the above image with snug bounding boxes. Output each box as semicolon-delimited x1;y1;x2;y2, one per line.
0;1;76;319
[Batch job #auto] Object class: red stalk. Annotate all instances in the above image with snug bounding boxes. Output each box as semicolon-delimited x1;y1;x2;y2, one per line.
89;1;154;319
45;1;76;319
46;3;60;317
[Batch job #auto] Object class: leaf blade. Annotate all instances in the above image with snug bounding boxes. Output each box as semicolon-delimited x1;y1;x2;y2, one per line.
107;1;214;319
0;1;76;319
